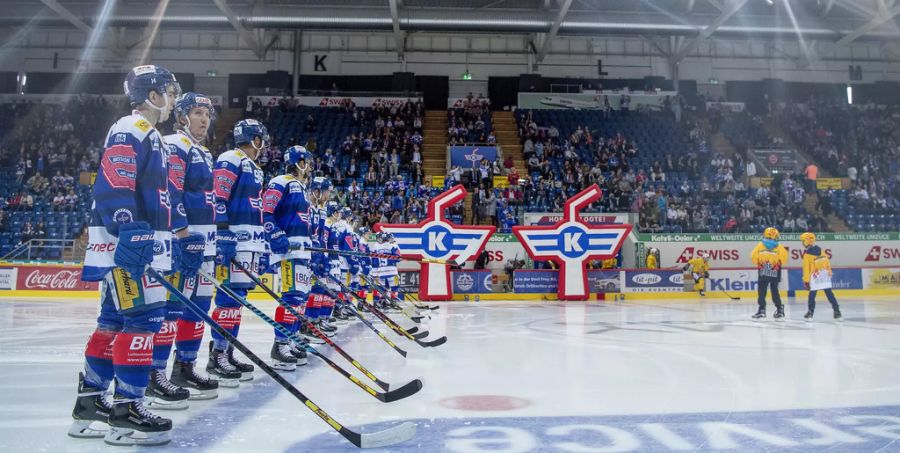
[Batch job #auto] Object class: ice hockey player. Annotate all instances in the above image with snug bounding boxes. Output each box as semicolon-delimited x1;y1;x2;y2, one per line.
73;65;204;446
332;207;358;324
208;119;269;383
321;201;346;325
353;226;373;303
646;247;659;269
682;250;710;296
144;92;225;410
750;227;788;320
307;177;338;335
371;232;403;311
262;145;313;371
800;232;842;322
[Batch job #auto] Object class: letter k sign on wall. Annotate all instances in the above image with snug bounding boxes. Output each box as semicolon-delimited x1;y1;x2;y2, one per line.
513;184;632;300
376;185;495;301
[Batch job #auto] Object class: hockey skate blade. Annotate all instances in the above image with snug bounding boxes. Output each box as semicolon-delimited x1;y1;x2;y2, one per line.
68;420;108;438
381;378;424;403
355;421;417;449
239;372;254;382
271;361;297;372
145;397;189;411
187;388;218;401
104;427;171;446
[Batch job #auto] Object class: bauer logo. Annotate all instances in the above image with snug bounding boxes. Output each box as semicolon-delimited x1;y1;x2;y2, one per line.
632;273;662;285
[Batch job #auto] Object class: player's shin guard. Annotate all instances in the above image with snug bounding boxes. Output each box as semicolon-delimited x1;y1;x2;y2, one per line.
210;305;242;351
83;329;117;390
151;309;180;371
174;296;211;362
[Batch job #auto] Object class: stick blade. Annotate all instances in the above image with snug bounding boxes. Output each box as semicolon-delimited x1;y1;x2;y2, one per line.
383;378;423;403
416;336;447;348
406;326;419;334
411;330;429;340
356;421;417;449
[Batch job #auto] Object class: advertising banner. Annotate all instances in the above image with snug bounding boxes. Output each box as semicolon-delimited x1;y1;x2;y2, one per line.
524;212;634;226
518;92;675;111
787;268;863;291
816;178;844;190
248;95;419;109
623;270;683;293
862;268;900;289
492;176;509;189
449;146;498;168
513;270;621;294
638;233;900;268
0;265;100;291
0;268;17;290
398;270;420;294
706;101;745;112
431;175;445;188
750;148;800;173
451;270;493;294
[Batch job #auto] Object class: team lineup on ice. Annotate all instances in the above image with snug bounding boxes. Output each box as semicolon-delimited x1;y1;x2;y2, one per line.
0;64;898;453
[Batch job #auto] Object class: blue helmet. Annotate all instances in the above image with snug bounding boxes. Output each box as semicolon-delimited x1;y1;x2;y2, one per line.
326;201;340;217
319;177;333;192
124;65;180;107
174;92;216;123
233;119;269;148
340;207;353;220
357;226;370;236
284;145;310;167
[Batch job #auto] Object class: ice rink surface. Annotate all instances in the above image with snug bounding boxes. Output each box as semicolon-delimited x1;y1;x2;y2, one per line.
2;296;900;452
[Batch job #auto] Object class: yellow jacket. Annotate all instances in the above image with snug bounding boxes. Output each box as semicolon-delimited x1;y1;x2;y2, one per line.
646;254;658;269
685;257;709;275
751;241;788;278
601;258;618;269
802;246;832;283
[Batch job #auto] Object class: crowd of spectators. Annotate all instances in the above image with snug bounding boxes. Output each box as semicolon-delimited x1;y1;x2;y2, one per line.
448;94;493;145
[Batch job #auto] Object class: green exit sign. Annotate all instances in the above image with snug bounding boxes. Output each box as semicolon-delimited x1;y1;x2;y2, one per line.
462;71;473;80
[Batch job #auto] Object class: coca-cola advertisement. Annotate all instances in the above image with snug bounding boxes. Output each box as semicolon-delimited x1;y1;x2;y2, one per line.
9;265;99;291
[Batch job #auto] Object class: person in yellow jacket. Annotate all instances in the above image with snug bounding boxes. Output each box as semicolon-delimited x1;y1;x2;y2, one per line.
750;227;788;320
801;232;842;322
646;248;659;269
601;257;618;269
682;251;709;296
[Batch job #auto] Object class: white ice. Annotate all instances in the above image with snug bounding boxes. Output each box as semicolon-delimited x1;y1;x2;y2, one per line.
1;296;900;452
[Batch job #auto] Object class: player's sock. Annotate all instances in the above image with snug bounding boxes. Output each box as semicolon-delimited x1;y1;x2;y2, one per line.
83;328;117;390
210;306;241;351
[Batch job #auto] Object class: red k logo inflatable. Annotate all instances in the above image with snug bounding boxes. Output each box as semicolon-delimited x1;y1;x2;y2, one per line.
513;184;632;300
375;185;495;300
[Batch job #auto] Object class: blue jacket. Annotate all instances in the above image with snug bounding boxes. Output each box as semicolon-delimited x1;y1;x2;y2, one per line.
263;174;312;259
214;149;265;252
164;131;216;256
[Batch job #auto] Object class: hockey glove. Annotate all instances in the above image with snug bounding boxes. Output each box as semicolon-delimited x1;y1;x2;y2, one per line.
114;221;155;279
257;253;271;275
216;229;238;265
174;233;206;278
804;281;810;290
267;227;290;255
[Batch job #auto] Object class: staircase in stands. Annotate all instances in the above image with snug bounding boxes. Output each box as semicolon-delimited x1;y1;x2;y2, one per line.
212;108;245;151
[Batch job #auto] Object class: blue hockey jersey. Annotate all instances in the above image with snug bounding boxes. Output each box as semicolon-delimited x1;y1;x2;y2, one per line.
84;111;173;280
164;131;216;256
263;174;312;260
213;149;265;252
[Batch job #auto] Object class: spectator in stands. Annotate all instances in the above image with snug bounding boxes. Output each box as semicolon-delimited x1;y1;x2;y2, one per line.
20;221;34;245
804;162;818;192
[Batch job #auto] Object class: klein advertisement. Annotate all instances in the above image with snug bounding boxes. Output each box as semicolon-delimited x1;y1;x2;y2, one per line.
449;146;498;168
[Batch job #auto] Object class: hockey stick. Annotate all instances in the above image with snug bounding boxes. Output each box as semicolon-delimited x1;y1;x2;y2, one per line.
398;288;440;311
229;260;414;391
300;246;459;267
310;280;410;358
198;268;421;403
327;275;447;348
148;268;416;448
313;278;427;340
365;275;429;323
722;289;741;301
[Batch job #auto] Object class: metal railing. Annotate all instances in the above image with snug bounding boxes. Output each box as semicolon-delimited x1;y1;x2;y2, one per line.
1;239;83;262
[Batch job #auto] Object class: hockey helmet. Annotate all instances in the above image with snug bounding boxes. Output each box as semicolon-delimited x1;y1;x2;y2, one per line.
763;227;780;240
284;145;310;168
800;232;816;247
124;65;181;109
233;119;269;150
326;201;340;217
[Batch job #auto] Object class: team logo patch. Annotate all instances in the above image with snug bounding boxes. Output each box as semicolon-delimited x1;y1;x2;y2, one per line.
101;145;138;190
153;241;165;255
113;208;133;224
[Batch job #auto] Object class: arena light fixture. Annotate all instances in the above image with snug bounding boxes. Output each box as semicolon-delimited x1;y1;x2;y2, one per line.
846;85;853;105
